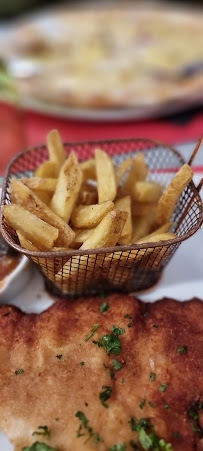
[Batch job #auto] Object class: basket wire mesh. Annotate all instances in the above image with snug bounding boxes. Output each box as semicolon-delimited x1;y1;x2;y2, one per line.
1;138;202;298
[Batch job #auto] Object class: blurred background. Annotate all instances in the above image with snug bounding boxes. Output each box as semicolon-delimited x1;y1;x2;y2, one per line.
0;0;202;176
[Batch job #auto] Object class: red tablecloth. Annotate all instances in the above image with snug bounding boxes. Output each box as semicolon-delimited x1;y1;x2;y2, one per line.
0;103;203;176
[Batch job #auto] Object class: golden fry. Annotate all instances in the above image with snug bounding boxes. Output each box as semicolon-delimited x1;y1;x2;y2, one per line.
156;164;193;226
10;179;75;247
3;205;58;250
122;153;148;194
80;209;128;250
47;129;66;173
50;152;82;223
115;158;133;187
71;201;114;228
72;228;95;245
137;222;173;243
115;195;132;245
131;201;158;217
95;148;117;203
131;213;155;243
34;160;58;178
21;177;57;193
80;159;96;180
78;182;98;205
132;181;163;203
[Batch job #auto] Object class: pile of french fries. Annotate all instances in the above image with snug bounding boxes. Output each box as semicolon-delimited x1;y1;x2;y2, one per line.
2;130;193;291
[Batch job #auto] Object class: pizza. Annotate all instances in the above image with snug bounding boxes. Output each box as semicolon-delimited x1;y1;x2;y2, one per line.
3;2;203;112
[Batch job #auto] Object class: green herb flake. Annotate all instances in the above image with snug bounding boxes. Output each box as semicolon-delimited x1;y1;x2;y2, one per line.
99;385;112;408
128;323;133;328
15;369;24;375
113;359;123;371
32;426;50;439
84;324;100;342
75;411;103;444
153;325;159;328
56;355;62;360
177;346;187;354
94;325;125;356
149;401;156;408
143;312;149;317
188;402;203;435
173;432;180;438
80;361;85;366
121;378;126;384
99;301;109;313
139;399;146;410
124;314;132;320
22;443;56;451
129;440;139;449
150;372;156;382
164;404;169;409
160;384;168;392
103;363;114;379
109;443;127;451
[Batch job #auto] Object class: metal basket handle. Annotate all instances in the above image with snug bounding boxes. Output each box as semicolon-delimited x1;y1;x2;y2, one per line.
187;135;203;193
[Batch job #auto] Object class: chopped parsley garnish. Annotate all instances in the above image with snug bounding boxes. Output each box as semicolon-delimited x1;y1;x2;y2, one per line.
160;384;168;392
130;440;139;449
56;355;62;360
124;314;133;320
113;359;123;371
128;323;133;328
32;426;50;439
149;401;156;408
103;363;114;379
99;301;110;313
93;325;125;356
150;372;156;382
129;417;173;450
139;399;146;410
173;432;180;438
109;443;126;451
122;378;126;384
164;404;169;409
75;411;103;444
188;401;203;436
177;346;187;354
15;369;24;375
99;385;112;408
153;325;159;328
84;324;100;342
22;443;56;451
80;361;85;366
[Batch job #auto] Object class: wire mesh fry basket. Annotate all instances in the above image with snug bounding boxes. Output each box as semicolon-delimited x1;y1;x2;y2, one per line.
1;138;202;298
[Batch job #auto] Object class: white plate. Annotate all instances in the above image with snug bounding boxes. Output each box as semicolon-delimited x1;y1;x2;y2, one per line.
0;174;202;449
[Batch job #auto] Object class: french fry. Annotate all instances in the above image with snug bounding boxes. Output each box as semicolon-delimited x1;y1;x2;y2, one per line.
115;158;133;187
78;181;98;205
17;231;41;251
34;160;58;178
10;179;75;247
115;195;132;245
73;228;95;245
3;205;58;250
156;164;193;226
122;153;148;194
131;201;158;217
95;148;117;203
132;181;163;203
80;209;128;250
47;129;66;173
34;190;52;206
21;177;57;193
137;222;173;243
50;152;82;223
80;159;96;180
131;214;155;243
71;201;114;228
